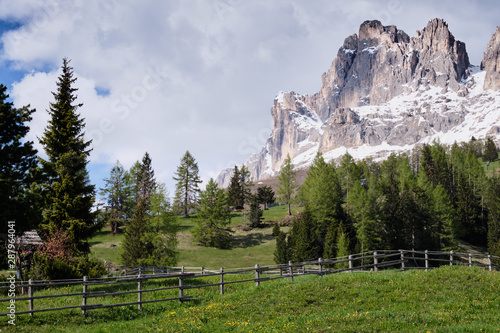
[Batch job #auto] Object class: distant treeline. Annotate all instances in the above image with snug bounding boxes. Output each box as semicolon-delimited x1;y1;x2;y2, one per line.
274;138;500;264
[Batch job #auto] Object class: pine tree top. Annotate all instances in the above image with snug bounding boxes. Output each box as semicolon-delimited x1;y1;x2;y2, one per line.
39;58;91;165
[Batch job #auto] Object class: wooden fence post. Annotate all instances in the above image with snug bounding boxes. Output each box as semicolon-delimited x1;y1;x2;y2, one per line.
219;268;224;295
373;252;378;272
201;265;204;275
28;279;33;317
82;276;87;315
255;264;260;287
318;258;323;276
124;264;127;276
107;262;110;277
425;250;429;271
468;254;472;267
400;251;405;271
179;275;184;304
288;261;293;282
450;251;454;266
348;255;353;272
138;273;142;310
488;255;492;271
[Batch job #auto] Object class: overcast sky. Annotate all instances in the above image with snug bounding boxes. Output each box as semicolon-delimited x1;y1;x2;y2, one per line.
1;0;499;196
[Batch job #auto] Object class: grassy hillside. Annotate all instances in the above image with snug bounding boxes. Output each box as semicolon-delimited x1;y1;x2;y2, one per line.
483;156;500;177
3;266;499;332
89;205;301;269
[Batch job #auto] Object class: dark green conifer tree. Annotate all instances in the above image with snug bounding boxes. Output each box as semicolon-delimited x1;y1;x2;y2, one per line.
483;137;498;163
289;207;319;262
257;185;275;210
38;58;99;254
323;221;337;259
0;84;41;270
0;84;40;235
248;194;263;228
227;165;251;210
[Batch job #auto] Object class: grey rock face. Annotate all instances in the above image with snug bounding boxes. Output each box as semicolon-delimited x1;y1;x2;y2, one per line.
314;18;469;118
216;19;500;188
481;26;500;91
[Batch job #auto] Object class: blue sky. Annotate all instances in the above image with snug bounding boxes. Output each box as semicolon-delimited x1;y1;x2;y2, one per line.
1;0;499;197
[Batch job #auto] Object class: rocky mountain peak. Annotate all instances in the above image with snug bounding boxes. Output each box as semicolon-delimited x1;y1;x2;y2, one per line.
481;26;500;90
216;19;500;188
358;20;409;45
316;18;470;122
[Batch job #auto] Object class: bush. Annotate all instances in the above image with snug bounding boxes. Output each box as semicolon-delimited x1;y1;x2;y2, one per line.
192;224;232;249
29;253;106;280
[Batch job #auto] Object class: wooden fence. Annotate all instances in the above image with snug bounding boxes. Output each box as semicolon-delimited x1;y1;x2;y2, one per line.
1;249;498;318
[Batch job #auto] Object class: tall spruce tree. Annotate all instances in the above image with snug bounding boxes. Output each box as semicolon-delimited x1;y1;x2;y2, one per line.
173;151;202;217
38;58;99;254
0;84;40;235
277;154;297;215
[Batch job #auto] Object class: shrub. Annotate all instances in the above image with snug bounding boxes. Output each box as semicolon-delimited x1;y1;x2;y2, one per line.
29;253;106;280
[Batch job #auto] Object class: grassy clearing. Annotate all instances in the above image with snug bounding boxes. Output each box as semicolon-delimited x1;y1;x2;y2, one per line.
88;205;300;268
482;156;500;177
3;266;499;332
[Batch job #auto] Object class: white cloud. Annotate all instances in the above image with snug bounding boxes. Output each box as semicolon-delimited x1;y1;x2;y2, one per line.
1;0;499;192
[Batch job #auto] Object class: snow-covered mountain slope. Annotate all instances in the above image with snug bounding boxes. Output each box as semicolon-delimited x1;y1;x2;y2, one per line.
216;19;500;187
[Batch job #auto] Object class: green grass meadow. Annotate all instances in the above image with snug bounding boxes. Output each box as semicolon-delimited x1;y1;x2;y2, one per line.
89;204;298;269
4;203;500;331
2;266;499;332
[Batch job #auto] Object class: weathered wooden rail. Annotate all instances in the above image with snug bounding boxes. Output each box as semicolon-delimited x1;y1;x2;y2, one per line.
1;249;498;318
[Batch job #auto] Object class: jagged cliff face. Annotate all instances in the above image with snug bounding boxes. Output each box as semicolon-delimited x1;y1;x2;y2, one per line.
216;19;500;187
313;18;469;121
482;26;500;91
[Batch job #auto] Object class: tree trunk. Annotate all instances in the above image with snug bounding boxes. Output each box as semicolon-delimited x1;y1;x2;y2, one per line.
287;203;291;216
183;173;189;218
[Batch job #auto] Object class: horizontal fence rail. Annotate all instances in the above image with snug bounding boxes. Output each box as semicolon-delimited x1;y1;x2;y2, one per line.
1;250;498;318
